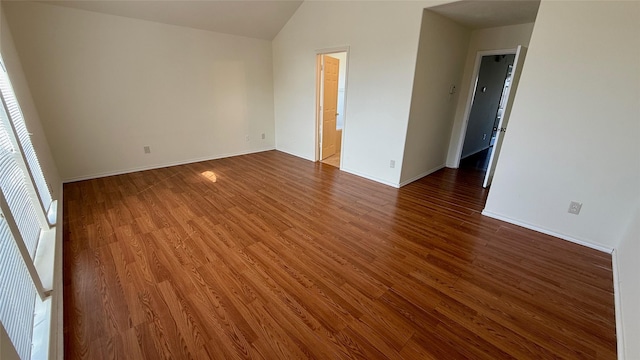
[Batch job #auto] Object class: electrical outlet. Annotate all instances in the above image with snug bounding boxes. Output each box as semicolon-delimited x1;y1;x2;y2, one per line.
143;146;151;154
390;160;396;168
568;201;582;215
245;135;250;142
261;133;265;140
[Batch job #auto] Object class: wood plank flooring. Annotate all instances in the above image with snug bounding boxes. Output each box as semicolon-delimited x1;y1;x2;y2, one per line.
63;150;616;359
321;152;341;168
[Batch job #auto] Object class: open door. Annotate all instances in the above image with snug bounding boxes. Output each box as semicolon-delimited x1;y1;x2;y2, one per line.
483;45;527;187
321;55;339;159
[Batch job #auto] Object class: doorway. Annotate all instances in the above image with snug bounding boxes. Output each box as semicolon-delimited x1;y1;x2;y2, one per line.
455;46;527;187
316;49;348;168
460;53;515;171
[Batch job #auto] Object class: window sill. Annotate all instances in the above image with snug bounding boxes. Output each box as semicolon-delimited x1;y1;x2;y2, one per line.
33;225;55;293
46;200;57;227
31;217;58;359
31;295;51;360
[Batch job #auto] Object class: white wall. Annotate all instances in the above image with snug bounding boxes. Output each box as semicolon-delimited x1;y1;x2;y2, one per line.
483;0;639;250
273;0;450;187
447;22;535;166
399;10;469;185
616;205;640;359
4;1;275;181
1;3;64;358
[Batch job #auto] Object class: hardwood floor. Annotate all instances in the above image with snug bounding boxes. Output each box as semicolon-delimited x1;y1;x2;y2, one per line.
321;152;341;168
63;150;616;359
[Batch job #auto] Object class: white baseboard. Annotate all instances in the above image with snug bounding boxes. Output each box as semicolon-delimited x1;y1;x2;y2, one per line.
340;167;400;188
273;147;315;162
62;147;275;183
398;164;445;187
481;210;614;253
611;249;625;360
274;149;402;189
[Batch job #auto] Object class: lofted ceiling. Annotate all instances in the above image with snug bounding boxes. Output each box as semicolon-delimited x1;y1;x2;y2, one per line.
33;0;304;40
428;0;540;29
20;0;539;40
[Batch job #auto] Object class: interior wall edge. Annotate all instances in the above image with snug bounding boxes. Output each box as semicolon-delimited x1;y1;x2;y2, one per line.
62;147;275;183
339;167;401;189
398;163;445;188
272;147;315;163
481;210;614;254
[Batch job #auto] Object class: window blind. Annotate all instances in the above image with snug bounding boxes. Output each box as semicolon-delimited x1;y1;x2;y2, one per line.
0;64;53;218
0;107;41;257
0;87;40;360
0;208;37;360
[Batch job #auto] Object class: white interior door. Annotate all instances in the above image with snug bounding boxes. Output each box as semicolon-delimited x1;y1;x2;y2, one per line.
483;45;528;188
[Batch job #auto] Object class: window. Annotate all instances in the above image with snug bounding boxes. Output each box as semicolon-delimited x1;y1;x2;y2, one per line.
0;63;54;222
0;56;56;360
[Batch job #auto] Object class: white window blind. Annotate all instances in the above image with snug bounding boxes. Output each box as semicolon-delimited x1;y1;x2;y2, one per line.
0;208;38;360
0;55;53;360
0;103;41;257
0;62;53;222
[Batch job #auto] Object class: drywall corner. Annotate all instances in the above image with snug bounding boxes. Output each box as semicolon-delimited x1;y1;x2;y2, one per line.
400;9;470;184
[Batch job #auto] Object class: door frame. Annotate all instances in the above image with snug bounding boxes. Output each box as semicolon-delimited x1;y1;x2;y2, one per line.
450;48;517;168
482;45;527;188
315;46;350;165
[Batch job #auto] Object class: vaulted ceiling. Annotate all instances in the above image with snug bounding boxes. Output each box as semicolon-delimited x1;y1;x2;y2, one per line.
36;0;304;40
29;0;539;40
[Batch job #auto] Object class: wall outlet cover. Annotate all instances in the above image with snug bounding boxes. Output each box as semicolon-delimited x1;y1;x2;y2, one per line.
568;201;582;215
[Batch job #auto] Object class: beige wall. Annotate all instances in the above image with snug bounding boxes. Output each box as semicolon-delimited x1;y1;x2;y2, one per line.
4;2;275;181
481;1;639;355
273;0;451;187
484;0;639;250
446;22;535;166
399;10;469;185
